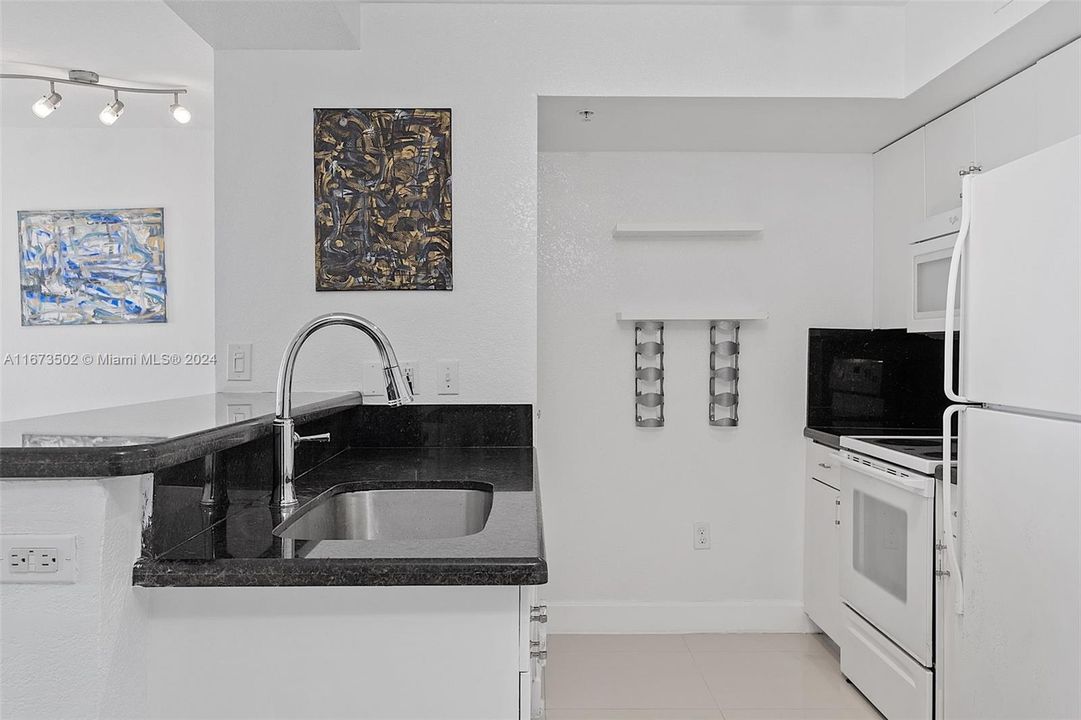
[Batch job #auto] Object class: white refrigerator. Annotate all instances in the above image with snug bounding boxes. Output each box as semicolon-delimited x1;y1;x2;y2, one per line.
937;134;1081;720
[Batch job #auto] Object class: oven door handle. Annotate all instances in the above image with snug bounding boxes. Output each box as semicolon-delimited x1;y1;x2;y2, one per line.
839;456;934;498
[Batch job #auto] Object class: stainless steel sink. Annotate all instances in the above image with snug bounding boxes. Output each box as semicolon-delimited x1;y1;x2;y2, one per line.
273;482;494;542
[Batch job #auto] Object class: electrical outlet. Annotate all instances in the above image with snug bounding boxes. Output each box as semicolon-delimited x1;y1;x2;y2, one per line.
1;535;76;583
402;361;419;395
8;548;28;573
693;522;711;550
226;343;252;381
361;361;384;397
31;548;59;572
436;360;459;395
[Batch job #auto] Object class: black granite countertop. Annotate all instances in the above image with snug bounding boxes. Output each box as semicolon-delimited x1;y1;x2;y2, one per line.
133;446;546;587
0;392;362;478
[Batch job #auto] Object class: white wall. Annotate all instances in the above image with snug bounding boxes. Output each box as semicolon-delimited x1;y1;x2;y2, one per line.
0;475;149;719
538;152;873;632
212;2;903;403
0;1;214;421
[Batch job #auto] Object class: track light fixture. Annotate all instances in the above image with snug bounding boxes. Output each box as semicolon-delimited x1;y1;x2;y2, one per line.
0;69;190;125
169;92;191;124
31;82;63;118
99;90;124;126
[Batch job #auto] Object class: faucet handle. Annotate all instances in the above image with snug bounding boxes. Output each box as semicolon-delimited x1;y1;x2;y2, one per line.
294;432;332;444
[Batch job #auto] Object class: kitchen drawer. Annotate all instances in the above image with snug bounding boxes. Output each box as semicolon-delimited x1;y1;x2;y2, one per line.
806;440;840;490
841;605;932;720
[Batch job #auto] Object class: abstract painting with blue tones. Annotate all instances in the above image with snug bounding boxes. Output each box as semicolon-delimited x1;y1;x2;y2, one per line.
18;208;167;326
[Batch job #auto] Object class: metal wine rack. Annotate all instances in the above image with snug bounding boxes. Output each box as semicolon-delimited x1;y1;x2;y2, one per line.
634;322;664;427
709;320;740;426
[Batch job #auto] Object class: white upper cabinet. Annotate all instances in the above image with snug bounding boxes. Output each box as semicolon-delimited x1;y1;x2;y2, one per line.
873;39;1079;334
973;65;1039;172
874;129;925;329
1035;38;1081;149
924;104;975;217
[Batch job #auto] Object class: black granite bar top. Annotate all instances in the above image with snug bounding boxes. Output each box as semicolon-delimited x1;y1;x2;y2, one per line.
803;425;942;449
133;446;546;587
0;392;361;478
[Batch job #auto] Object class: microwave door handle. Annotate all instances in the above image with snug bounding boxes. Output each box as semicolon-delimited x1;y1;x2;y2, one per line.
944;174;973;404
942;405;966;615
838;456;934;497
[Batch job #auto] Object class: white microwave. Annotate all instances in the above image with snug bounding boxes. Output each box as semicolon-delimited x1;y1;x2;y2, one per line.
908;208;962;333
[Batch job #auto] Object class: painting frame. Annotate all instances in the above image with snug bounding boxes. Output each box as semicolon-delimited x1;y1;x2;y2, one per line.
17;207;167;326
313;108;453;291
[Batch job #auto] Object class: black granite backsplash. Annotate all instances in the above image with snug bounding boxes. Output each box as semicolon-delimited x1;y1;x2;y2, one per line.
350;404;533;448
806;328;956;434
151;404;531;494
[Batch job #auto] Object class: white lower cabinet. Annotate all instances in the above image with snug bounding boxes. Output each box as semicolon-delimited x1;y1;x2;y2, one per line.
803;440;842;642
147;584;545;720
520;585;548;719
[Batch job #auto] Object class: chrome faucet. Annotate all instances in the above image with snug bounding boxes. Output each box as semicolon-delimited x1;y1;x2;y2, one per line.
272;312;413;507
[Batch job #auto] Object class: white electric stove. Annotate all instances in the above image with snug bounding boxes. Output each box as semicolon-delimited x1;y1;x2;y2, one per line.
831;435;956;720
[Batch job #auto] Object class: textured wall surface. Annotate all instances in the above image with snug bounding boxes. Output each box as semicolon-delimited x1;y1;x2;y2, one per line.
0;130;215;420
212;3;903;403
0;475;149;719
538;152;874;632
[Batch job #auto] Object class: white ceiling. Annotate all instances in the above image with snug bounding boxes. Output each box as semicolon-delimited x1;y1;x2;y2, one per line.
0;1;214;129
164;1;362;50
540;96;909;153
540;1;1081;153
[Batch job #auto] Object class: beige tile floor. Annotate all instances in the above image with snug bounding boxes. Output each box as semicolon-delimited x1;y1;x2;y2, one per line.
544;633;884;720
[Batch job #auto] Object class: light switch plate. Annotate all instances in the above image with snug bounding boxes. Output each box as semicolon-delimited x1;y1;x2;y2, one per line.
401;361;420;395
227;343;252;381
2;534;77;583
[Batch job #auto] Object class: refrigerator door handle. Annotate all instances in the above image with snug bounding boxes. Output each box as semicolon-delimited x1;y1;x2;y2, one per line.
943;404;967;614
944;173;974;404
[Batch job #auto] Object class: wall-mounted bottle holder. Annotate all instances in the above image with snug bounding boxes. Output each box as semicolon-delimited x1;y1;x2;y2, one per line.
635;322;664;427
709;320;740;427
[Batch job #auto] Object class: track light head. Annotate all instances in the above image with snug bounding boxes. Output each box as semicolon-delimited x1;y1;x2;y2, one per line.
99;90;124;126
169;92;191;124
32;83;62;118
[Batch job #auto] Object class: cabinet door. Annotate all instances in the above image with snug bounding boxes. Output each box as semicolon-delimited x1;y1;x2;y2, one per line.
873;129;925;329
1036;38;1081;149
973;65;1038;171
804;475;842;641
924;104;975;217
520;586;546;720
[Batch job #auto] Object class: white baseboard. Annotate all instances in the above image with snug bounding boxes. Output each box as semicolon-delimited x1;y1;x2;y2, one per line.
544;600;815;634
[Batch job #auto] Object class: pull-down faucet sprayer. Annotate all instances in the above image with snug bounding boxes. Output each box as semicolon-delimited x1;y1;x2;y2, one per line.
271;313;413;508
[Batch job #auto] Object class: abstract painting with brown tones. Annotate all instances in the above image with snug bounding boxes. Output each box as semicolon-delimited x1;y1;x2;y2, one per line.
314;108;452;291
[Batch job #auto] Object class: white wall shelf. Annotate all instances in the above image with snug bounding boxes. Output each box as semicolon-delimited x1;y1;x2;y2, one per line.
612;223;763;240
616;311;768;322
